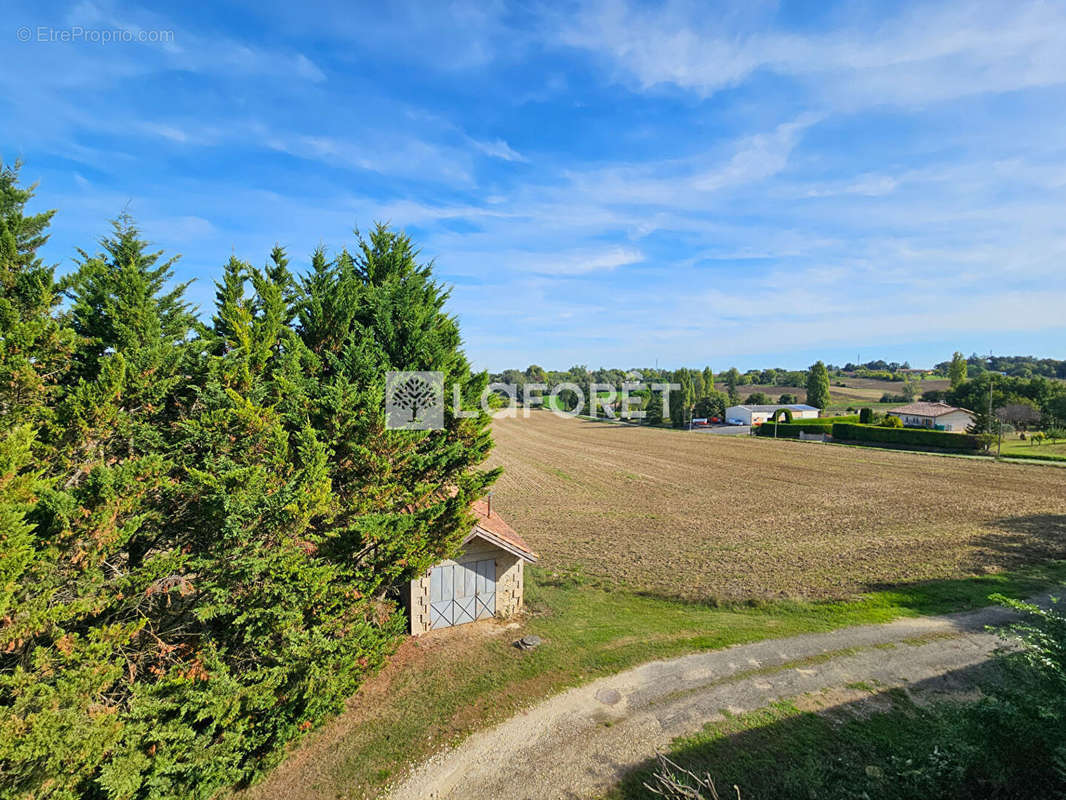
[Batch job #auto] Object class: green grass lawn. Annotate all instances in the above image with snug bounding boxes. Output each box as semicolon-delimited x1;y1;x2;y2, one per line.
825;400;899;415
998;436;1066;462
245;562;1066;800
611;693;999;800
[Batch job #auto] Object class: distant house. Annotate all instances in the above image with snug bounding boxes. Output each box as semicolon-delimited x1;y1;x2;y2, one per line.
408;500;536;635
887;402;974;432
725;404;821;426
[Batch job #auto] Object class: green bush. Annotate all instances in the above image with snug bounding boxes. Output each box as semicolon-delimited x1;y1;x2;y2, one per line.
969;596;1066;794
859;407;873;424
832;423;981;451
881;415;904;428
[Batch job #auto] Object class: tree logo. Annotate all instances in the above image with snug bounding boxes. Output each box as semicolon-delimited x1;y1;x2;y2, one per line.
386;371;444;430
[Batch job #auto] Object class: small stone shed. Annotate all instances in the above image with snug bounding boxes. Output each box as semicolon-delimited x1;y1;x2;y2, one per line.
408;500;537;635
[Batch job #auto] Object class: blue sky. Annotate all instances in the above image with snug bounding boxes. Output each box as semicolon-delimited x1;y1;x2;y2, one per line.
4;0;1066;372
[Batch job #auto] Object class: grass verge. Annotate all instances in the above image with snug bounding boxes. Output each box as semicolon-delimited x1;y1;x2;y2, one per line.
611;692;990;800
241;561;1066;800
997;437;1066;463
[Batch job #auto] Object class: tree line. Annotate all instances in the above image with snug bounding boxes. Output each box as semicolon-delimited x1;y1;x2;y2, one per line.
0;163;497;799
490;361;835;425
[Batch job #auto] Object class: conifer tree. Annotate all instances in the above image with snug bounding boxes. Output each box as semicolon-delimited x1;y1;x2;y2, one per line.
0;189;500;798
2;213;197;798
0;161;67;426
669;368;695;427
265;243;298;324
806;360;832;410
949;350;968;389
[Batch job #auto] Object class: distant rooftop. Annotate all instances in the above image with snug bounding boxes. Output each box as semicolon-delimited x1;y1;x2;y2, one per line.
888;402;972;418
732;404;819;412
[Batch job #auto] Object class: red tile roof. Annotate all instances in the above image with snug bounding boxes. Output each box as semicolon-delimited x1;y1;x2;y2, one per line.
468;499;537;562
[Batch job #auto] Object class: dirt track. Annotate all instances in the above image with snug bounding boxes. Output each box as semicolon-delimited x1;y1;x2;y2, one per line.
390;603;1018;800
487;412;1066;600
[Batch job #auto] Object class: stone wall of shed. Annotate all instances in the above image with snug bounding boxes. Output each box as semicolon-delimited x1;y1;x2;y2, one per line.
495;554;524;618
409;572;433;636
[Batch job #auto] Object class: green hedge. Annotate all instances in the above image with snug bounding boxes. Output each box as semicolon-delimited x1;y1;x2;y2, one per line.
831;422;981;451
757;422;833;438
812;414;860;425
758;415;858;437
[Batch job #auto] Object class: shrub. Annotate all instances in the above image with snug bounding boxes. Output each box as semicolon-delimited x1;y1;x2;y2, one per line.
859;407;873;424
970;596;1066;793
832;423;981;451
645;754;738;799
881;415;904;428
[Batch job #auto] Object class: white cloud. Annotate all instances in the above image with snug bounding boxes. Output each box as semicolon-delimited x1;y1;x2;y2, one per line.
692;114;820;191
558;0;1066;107
140;123;189;143
518;245;644;275
471;137;528;162
263;133;474;184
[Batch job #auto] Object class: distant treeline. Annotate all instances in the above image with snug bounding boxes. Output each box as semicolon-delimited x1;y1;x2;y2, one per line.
489;362;835;423
493;354;1066;392
490;365;809;391
933;354;1066;380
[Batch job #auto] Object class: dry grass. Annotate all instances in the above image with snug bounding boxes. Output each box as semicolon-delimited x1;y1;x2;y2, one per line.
487;411;1066;602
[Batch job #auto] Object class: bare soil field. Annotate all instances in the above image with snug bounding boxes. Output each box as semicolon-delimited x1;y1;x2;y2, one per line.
486;411;1066;601
734;376;950;406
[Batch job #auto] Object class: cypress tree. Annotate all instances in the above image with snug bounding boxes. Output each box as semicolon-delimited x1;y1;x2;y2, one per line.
0;161;67;426
0;192;499;798
2;214;196;797
702;366;714;394
949;351;968;389
645;386;666;425
806;360;832;410
669;368;695;427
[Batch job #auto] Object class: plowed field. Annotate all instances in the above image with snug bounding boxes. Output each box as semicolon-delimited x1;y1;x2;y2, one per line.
486;411;1066;601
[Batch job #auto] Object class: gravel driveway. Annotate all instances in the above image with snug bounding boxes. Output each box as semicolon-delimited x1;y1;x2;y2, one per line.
390;603;1022;800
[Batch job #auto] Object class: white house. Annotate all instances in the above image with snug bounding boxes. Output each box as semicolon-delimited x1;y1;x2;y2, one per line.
725;404;821;426
887;402;975;432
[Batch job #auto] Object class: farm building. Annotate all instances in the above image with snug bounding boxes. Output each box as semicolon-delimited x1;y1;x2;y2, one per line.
408;500;537;634
887;402;975;431
726;403;821;426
